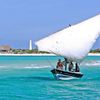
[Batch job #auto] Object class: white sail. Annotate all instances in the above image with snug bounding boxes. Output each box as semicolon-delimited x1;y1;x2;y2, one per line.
35;14;100;62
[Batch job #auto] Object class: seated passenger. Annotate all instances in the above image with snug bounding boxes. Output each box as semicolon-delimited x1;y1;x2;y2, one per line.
56;59;63;70
75;63;80;72
68;62;73;71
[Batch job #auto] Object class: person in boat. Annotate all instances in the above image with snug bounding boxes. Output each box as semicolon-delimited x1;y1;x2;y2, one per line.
68;61;73;71
75;63;80;72
56;59;63;70
62;58;69;71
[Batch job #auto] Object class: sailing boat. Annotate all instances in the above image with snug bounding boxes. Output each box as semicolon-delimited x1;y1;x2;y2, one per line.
35;14;100;79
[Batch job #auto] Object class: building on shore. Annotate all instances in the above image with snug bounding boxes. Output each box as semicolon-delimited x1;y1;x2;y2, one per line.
0;45;12;53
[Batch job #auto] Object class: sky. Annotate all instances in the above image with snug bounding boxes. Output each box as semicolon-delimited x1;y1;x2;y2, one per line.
0;0;100;49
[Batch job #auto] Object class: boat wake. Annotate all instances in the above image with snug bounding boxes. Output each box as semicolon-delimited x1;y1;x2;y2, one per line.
59;77;77;80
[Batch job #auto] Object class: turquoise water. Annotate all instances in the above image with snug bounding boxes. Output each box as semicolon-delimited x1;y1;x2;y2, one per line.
0;55;100;100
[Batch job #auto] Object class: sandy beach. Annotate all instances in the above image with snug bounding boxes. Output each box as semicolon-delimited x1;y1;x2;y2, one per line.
88;53;100;56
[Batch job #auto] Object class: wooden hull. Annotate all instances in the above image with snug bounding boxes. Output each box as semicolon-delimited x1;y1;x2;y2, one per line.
51;69;83;79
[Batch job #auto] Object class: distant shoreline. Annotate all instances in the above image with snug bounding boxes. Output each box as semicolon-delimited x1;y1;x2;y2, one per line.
0;53;100;56
0;53;56;56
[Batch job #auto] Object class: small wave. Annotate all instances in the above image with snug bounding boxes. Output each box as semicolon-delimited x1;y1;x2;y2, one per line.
24;65;50;69
87;77;100;81
81;60;100;66
0;64;50;69
23;63;51;69
0;65;6;68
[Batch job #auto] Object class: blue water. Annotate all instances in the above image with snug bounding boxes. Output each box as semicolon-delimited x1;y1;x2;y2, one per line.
0;55;100;100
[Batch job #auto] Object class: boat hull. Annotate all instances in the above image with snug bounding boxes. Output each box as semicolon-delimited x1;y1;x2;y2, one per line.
51;69;83;79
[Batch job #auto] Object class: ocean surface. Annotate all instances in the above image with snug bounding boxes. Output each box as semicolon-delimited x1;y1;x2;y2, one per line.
0;55;100;100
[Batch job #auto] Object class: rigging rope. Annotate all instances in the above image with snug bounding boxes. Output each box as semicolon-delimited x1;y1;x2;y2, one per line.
46;56;55;69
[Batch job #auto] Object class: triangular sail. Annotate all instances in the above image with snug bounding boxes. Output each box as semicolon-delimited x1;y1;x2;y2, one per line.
35;14;100;62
